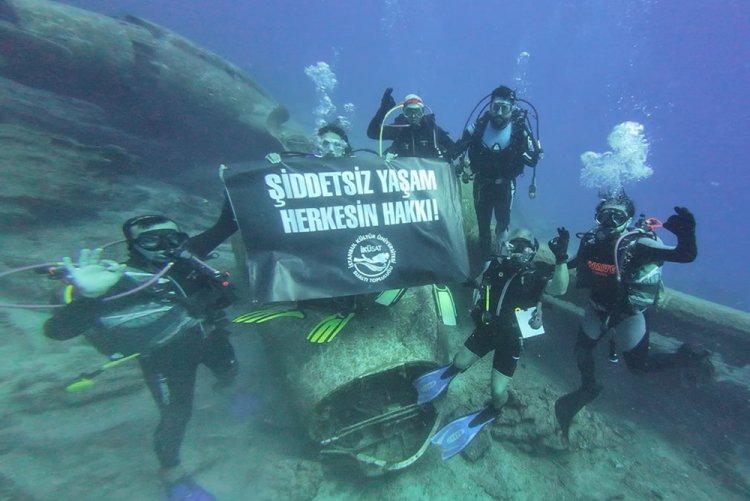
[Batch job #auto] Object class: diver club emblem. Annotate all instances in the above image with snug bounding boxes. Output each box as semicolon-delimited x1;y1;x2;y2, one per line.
347;234;396;283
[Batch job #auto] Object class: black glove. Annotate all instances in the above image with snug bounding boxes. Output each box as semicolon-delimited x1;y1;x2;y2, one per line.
662;206;696;237
380;87;396;110
548;227;570;264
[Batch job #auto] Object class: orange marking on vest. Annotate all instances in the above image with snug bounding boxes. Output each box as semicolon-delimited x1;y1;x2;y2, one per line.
587;260;616;276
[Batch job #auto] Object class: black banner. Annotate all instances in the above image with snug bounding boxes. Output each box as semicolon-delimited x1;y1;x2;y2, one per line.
224;155;469;303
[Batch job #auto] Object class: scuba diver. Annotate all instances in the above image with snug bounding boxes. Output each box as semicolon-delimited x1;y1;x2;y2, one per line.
366;88;454;159
414;227;570;459
265;122;360;164
44;208;240;501
454;85;543;260
365;90;458;324
554;192;710;440
316;123;355;157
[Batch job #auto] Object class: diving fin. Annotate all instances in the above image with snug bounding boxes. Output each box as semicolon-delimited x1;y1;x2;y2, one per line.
375;288;407;306
432;284;457;326
307;312;355;343
233;308;305;324
431;406;499;460
166;476;216;501
554;385;602;441
413;365;458;405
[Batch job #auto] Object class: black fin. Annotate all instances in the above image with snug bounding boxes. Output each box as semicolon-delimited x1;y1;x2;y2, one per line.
554;385;602;441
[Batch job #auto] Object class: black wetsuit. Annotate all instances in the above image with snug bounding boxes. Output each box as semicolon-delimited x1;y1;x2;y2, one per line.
465;259;553;376
567;226;697;386
366;110;454;159
456;111;540;257
44;203;239;470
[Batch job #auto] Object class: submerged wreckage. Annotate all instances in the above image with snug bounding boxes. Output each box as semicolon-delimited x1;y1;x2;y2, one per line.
255;288;444;476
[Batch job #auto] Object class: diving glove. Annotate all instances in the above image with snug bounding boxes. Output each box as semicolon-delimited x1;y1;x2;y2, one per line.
547;227;570;264
381;87;396;110
662;206;695;237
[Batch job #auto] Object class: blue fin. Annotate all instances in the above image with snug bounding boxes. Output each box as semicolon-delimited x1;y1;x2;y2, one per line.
431;407;498;460
413;365;456;405
166;476;216;501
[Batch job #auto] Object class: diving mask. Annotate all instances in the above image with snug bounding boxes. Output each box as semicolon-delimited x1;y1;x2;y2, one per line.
505;238;536;265
596;207;630;228
490;99;513;118
320;137;347;157
404;105;424;124
134;229;189;253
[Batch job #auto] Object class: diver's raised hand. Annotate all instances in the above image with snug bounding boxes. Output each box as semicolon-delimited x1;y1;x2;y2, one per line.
548;227;570;264
62;248;126;298
381;87;396;110
662;206;696;237
528;307;543;330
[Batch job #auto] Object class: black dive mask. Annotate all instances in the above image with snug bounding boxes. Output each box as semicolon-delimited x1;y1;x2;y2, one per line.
595;208;631;239
505;238;536;266
134;229;189;253
596;208;629;228
404;106;424;125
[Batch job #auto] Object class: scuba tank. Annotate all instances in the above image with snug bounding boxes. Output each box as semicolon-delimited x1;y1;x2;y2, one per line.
614;215;665;309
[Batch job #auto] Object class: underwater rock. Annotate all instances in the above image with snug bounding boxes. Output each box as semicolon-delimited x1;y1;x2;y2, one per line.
0;0;312;172
0;124;126;229
488;386;618;453
0;122;221;233
461;431;491;462
0;76;151;166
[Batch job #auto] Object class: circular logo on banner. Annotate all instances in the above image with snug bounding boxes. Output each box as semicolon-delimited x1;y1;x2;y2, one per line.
347;233;396;283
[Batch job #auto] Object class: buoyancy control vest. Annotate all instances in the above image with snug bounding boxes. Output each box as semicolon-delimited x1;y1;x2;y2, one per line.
467;111;529;180
81;268;200;358
473;259;553;328
386;114;446;158
576;228;664;310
